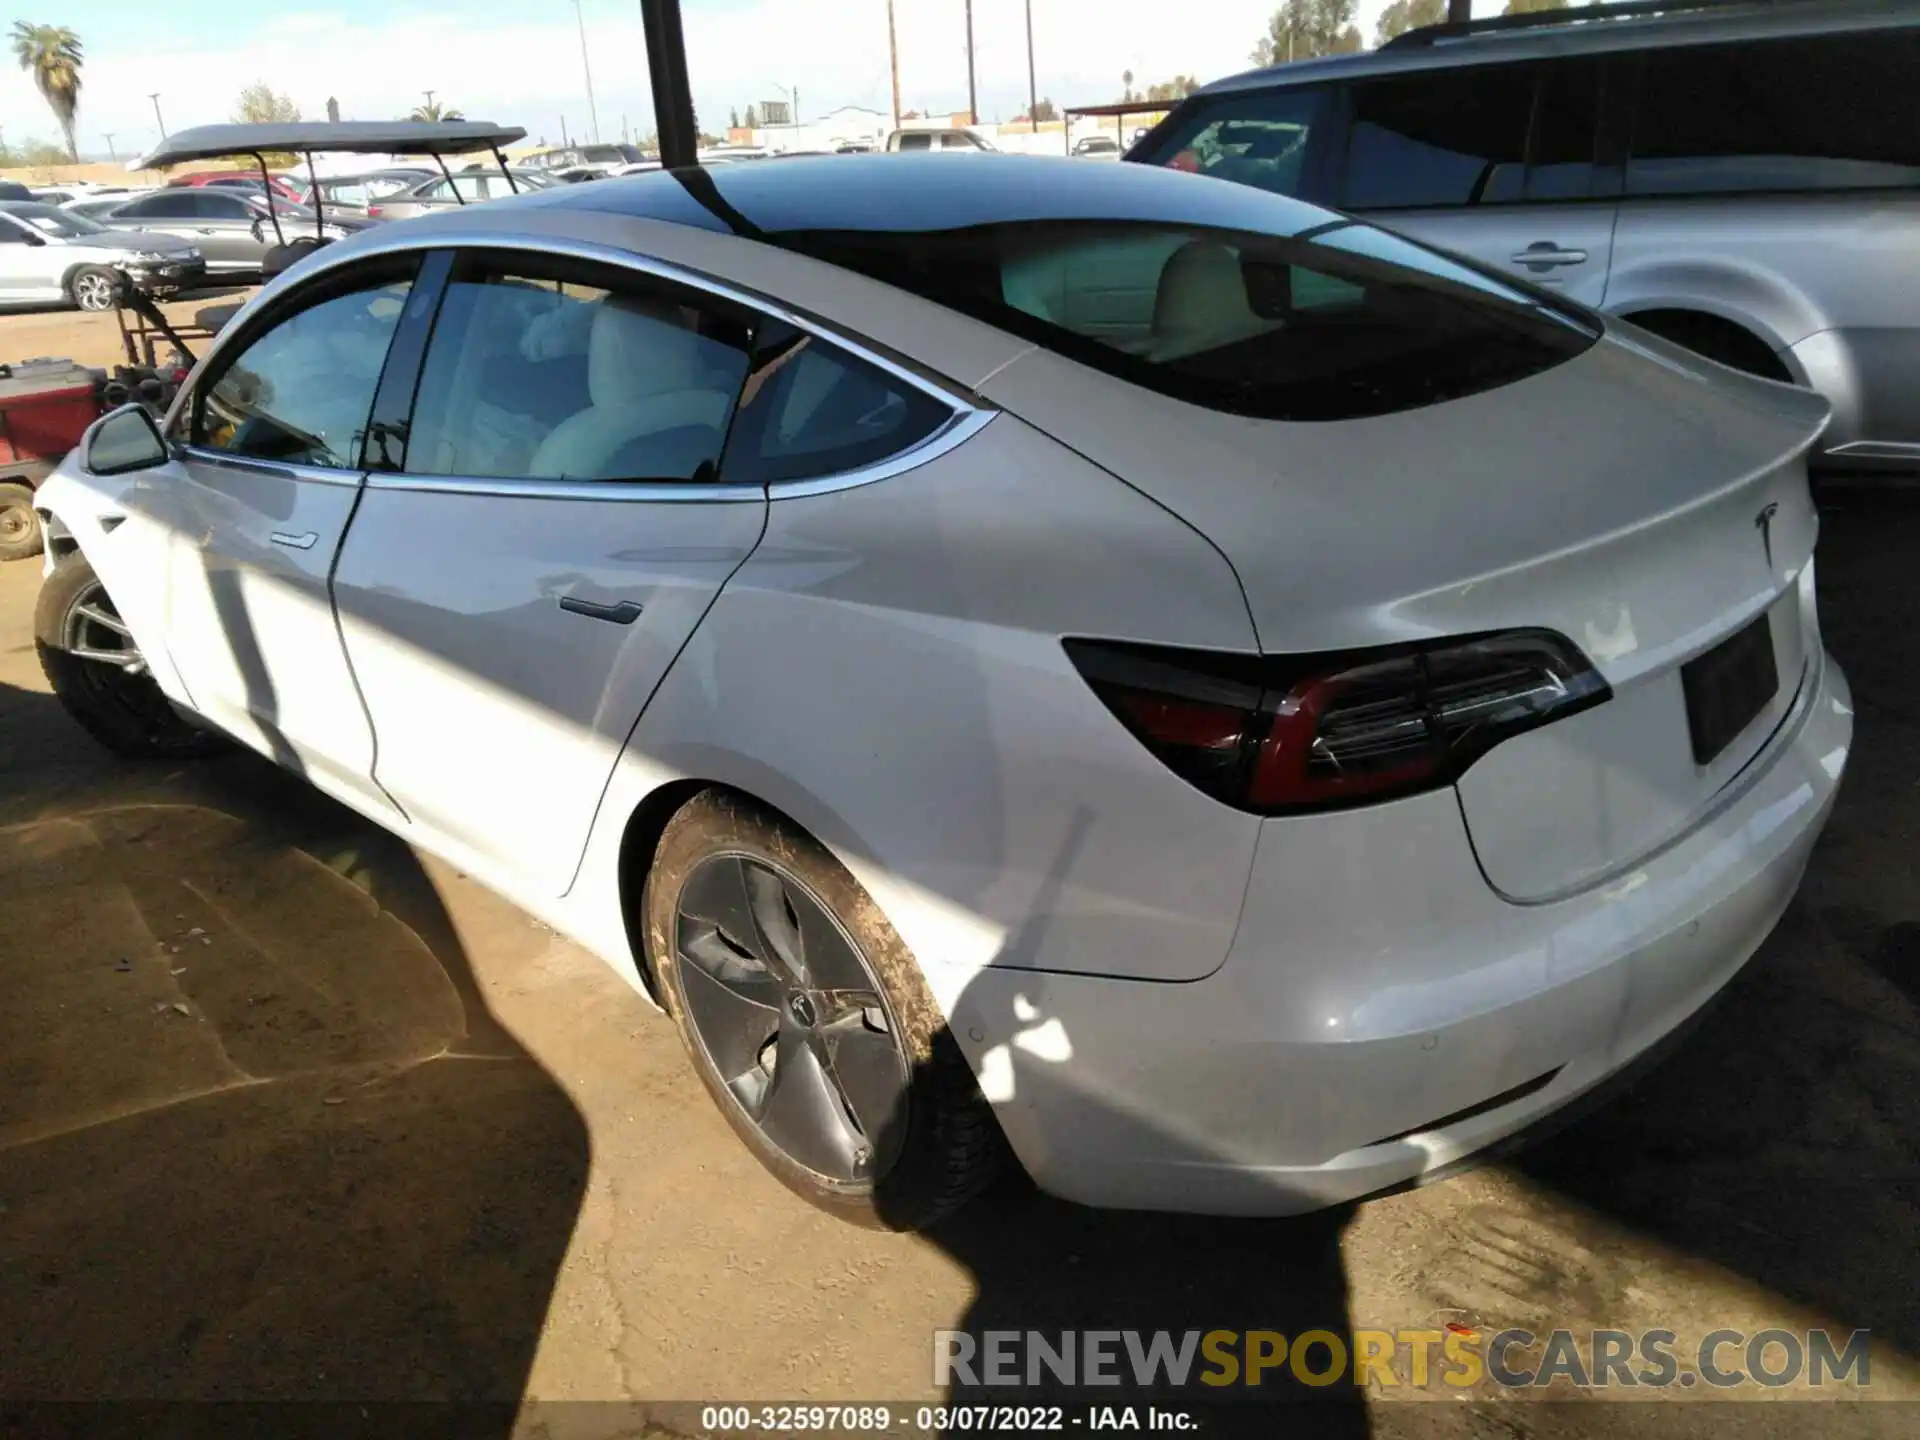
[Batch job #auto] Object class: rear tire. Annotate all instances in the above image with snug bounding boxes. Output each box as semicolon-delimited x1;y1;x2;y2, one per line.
0;481;39;561
34;555;223;759
643;789;1004;1230
67;265;118;313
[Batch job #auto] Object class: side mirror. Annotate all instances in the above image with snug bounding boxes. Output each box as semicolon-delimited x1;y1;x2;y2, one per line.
249;216;265;241
84;403;167;476
22;230;44;247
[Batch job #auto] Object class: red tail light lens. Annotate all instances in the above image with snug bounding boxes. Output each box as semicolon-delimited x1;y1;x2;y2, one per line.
1066;631;1610;814
366;205;384;218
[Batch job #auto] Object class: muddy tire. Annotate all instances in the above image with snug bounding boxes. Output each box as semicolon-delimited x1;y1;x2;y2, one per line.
35;555;223;759
643;789;1004;1230
67;265;119;313
0;481;39;561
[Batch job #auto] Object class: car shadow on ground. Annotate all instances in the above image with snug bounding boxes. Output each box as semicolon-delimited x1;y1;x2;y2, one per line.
1503;486;1920;1360
0;674;589;1425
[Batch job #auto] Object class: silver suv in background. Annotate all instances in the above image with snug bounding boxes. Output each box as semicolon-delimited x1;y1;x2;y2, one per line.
1131;0;1920;470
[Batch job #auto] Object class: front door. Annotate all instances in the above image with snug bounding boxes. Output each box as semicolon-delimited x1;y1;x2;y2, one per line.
1341;56;1619;309
163;257;426;816
331;248;764;896
187;190;271;270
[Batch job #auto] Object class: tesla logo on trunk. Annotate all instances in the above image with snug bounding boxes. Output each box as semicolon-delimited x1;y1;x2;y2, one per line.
1755;503;1780;568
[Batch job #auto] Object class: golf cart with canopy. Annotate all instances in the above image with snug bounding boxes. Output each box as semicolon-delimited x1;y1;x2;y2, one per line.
117;119;529;367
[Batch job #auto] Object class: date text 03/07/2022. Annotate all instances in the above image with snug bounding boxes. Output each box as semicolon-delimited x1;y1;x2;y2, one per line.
697;1404;1196;1432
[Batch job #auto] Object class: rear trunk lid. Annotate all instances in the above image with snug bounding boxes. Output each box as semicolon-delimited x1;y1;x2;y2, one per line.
981;326;1831;899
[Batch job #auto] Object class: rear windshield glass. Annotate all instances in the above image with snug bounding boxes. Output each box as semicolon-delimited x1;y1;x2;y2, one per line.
778;219;1598;421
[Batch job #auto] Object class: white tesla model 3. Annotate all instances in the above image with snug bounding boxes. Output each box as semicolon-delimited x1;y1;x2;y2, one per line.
31;155;1851;1228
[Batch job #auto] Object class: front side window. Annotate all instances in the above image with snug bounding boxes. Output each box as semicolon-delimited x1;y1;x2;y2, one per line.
1342;63;1536;209
194;270;416;467
783;219;1597;421
721;323;953;486
195;192;255;219
0;217;28;244
1134;85;1331;201
124;192;196;218
1627;34;1920;196
403;256;752;482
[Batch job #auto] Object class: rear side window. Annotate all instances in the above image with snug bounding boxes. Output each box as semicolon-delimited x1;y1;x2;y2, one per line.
782;220;1596;422
721;322;952;486
896;133;933;151
1627;34;1920;196
1342;64;1535;208
403;255;751;483
1133;86;1331;201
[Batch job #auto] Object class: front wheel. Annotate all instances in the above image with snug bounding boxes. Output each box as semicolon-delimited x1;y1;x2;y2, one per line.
67;265;119;313
34;555;223;758
643;790;1005;1229
0;481;39;561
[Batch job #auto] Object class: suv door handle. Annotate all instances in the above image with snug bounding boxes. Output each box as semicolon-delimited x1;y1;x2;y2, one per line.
270;530;318;550
1512;242;1588;270
559;595;643;625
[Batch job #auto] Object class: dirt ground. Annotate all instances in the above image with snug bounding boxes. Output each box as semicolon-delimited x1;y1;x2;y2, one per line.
0;301;1915;1436
0;288;256;372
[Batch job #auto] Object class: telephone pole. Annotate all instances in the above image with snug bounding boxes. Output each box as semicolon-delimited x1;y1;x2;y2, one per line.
886;0;901;130
102;131;116;159
148;93;166;139
1025;0;1037;130
575;0;602;142
964;0;978;124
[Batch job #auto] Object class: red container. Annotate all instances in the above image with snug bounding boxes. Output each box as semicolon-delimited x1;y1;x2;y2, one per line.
0;358;103;467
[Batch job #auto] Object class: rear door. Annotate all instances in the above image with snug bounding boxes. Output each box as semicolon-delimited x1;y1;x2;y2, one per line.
1334;57;1618;309
330;247;765;896
163;253;431;816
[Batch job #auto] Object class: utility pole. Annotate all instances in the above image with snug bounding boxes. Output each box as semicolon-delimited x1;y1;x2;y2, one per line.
1447;0;1471;21
886;0;901;131
148;93;166;139
1025;0;1037;130
964;0;978;124
102;132;116;159
574;0;602;142
422;89;436;115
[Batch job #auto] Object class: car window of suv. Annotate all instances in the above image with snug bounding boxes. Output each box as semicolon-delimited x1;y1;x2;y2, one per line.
720;321;953;486
1341;63;1535;208
0;216;28;244
784;218;1596;422
193;270;417;467
403;255;753;483
896;133;933;151
1627;33;1920;196
1134;86;1331;201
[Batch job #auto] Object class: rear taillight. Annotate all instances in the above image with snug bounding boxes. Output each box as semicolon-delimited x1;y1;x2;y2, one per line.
366;205;384;218
1066;631;1610;814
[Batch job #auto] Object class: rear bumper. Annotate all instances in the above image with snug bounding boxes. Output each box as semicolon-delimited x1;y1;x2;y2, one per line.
939;648;1851;1215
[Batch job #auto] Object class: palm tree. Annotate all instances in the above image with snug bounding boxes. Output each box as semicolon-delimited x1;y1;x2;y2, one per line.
11;23;82;161
409;98;465;122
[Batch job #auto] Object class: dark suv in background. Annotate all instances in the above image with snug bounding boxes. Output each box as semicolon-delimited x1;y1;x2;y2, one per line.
1131;0;1920;470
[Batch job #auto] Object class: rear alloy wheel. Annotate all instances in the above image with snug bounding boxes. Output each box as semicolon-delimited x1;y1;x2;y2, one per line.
67;265;119;313
0;481;39;561
34;555;222;758
644;791;1003;1229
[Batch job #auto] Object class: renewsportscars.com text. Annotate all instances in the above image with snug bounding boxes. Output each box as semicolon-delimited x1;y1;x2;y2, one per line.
933;1327;1871;1391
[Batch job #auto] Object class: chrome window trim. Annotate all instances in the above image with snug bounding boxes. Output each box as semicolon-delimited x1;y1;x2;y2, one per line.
173;443;362;487
245;227;999;503
364;473;766;502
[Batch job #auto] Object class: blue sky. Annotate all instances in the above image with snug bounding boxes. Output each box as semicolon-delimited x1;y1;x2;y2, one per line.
1;0;1416;161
